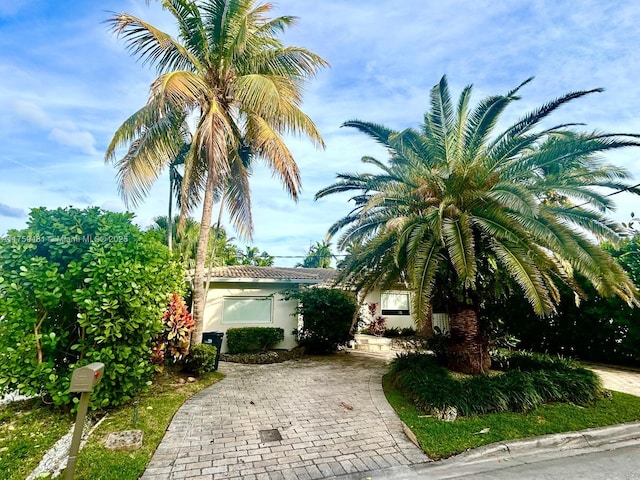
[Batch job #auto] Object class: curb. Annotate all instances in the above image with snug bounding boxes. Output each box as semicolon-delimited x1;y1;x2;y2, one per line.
452;421;640;465
324;422;640;480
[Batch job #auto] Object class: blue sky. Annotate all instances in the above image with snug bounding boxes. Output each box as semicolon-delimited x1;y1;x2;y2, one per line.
2;0;640;266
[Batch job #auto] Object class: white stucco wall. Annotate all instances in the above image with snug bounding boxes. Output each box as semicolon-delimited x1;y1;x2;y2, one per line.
360;289;450;332
203;282;300;352
360;289;415;330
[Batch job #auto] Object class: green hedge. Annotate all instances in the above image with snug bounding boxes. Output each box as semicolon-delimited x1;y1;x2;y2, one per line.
183;344;218;375
483;236;640;367
390;351;602;416
226;327;284;354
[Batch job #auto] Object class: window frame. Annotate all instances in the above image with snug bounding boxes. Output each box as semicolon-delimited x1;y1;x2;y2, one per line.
222;296;273;325
380;291;411;316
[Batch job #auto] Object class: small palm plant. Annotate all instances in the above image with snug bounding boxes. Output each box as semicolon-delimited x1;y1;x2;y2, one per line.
317;76;640;374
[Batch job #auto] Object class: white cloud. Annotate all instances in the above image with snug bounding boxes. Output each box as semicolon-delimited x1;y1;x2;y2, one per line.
48;124;97;155
2;0;640;264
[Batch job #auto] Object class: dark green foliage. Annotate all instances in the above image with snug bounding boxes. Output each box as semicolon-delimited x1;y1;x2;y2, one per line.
283;287;357;354
225;327;285;354
389;351;601;416
426;327;450;364
484;236;640;366
383;327;416;337
183;344;218;375
0;207;184;408
491;350;578;372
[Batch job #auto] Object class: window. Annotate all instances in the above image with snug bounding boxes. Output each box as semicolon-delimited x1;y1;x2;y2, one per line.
381;291;410;315
222;297;273;324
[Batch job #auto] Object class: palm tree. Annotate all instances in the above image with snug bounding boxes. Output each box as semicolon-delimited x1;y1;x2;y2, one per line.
239;246;274;266
106;0;327;343
150;215;237;268
167;143;191;253
297;240;334;268
317;76;640;374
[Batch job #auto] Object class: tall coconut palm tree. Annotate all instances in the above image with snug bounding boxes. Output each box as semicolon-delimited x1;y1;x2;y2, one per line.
106;0;327;343
317;76;640;374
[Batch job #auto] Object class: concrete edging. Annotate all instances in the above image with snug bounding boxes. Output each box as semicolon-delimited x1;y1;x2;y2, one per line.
444;421;640;465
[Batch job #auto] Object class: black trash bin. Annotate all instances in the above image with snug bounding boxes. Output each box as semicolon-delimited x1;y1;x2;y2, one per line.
202;331;224;371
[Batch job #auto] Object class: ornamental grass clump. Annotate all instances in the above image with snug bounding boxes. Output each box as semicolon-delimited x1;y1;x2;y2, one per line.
389;351;601;417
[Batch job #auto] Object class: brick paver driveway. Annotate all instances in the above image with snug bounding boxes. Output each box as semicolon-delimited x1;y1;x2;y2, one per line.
142;352;429;479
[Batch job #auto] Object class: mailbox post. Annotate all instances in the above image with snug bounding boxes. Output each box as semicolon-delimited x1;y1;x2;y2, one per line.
65;362;104;480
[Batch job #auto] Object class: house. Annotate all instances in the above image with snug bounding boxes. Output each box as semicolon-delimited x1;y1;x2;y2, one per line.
200;266;338;352
199;266;449;353
359;289;450;333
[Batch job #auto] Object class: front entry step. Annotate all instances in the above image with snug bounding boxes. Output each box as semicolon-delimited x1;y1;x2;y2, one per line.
354;333;392;352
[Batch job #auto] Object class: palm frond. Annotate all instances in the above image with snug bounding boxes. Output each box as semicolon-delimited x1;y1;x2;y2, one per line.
106;11;200;73
442;213;476;287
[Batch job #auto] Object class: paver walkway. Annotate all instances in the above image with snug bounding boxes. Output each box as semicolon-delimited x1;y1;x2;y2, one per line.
586;364;640;397
141;352;429;480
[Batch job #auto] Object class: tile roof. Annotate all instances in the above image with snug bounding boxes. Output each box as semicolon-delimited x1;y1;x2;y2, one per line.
202;266;339;284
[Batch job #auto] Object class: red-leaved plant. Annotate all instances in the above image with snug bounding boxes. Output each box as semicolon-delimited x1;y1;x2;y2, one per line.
366;302;387;336
152;294;195;365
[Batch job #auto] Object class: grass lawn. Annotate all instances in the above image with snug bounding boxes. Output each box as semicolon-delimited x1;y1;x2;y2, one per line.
72;369;224;480
383;375;640;460
0;398;73;480
0;369;223;480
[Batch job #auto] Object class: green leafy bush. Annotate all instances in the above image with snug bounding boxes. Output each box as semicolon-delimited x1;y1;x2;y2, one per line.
0;207;184;408
491;350;578;372
484;236;640;367
389;351;601;416
383;327;417;338
283;287;357;354
183;344;218;375
226;327;284;354
426;326;450;364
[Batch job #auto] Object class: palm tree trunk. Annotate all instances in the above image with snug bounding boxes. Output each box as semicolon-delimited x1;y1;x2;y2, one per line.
416;303;434;338
191;171;217;346
446;307;490;374
203;195;226;304
167;176;174;254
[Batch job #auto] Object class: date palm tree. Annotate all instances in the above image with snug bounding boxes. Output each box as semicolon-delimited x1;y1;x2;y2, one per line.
106;0;327;343
317;76;640;374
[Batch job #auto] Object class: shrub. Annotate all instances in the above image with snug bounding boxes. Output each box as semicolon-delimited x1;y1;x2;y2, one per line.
183;344;218;375
0;207;185;408
383;326;418;337
492;349;578;372
426;326;450;364
283;287;357;354
389;351;601;417
484;236;640;367
401;327;417;336
226;327;285;354
152;294;195;365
